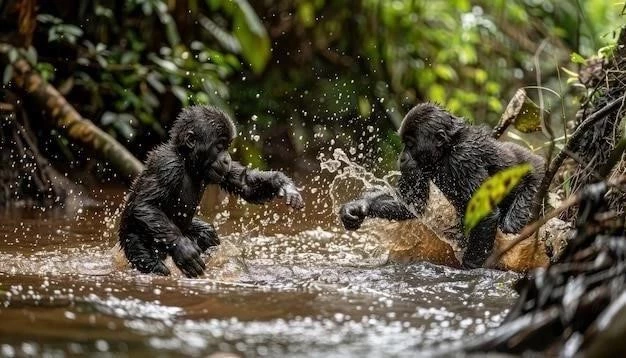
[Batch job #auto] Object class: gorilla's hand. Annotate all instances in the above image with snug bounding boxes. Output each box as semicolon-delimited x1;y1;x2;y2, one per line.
170;237;206;278
195;226;220;252
340;200;369;230
278;183;304;210
151;261;171;276
188;219;220;252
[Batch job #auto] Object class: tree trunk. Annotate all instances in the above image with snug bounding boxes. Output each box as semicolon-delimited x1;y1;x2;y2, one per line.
11;59;144;182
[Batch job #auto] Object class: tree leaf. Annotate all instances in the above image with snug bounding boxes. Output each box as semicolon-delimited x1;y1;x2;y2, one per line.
198;15;241;54
233;0;266;36
513;100;545;133
297;2;316;27
23;46;38;64
148;53;179;73
570;52;586;65
171;85;189;105
146;72;166;93
2;66;13;85
464;163;533;235
232;0;271;73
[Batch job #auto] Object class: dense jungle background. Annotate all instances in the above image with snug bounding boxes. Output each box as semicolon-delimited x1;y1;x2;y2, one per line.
0;0;625;357
0;0;622;197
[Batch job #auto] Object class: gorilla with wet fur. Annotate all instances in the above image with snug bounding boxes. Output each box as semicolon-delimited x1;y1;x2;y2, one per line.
340;103;544;268
119;105;304;277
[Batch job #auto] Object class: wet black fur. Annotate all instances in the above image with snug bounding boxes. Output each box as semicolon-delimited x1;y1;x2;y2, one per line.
340;103;545;268
119;105;303;277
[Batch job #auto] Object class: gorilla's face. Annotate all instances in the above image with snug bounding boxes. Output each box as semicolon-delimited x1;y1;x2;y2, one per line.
201;134;232;183
397;103;462;174
398;126;441;175
187;122;234;184
174;106;236;184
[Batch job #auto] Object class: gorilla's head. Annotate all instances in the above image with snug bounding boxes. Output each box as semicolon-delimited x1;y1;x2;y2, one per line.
170;105;237;183
397;103;464;173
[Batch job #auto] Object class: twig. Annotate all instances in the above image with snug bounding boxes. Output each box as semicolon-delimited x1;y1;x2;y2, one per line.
531;95;626;219
487;174;626;266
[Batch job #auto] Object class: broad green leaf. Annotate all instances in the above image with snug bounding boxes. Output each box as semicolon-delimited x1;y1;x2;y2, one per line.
2;66;13;85
7;48;18;63
21;46;38;64
357;96;371;118
434;64;457;81
297;2;316;28
513;100;545;133
148;53;179;73
146;72;166;93
464;164;533;235
199;15;241;53
427;84;446;104
234;0;266;36
36;14;62;25
232;0;271;73
570;52;586;65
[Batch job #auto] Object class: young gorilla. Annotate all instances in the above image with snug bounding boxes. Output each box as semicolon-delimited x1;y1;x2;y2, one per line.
340;103;544;268
119;105;304;277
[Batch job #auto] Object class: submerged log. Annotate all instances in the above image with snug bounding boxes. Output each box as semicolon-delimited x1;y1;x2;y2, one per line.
367;183;572;272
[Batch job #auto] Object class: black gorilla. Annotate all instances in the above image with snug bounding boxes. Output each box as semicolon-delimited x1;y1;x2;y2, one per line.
119;105;304;277
340;103;544;268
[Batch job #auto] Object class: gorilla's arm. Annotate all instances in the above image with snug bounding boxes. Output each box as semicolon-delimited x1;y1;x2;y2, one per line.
341;190;417;228
460;209;499;269
219;161;304;209
133;204;206;277
340;167;433;230
340;170;431;230
186;217;220;252
499;177;539;233
443;151;501;269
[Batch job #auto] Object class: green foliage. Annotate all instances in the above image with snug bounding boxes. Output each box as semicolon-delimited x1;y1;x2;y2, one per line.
28;0;268;149
514;100;546;133
464;164;533;235
3;0;622;171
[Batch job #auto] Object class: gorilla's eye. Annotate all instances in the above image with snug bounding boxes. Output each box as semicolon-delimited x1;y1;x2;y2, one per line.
214;136;230;152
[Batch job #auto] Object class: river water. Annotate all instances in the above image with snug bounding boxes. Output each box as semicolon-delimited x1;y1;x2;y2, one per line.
0;175;519;357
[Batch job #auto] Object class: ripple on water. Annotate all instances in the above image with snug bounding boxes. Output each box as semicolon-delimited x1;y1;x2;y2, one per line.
0;185;519;357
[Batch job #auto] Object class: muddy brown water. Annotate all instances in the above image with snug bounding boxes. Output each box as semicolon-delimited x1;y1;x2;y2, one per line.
0;179;519;357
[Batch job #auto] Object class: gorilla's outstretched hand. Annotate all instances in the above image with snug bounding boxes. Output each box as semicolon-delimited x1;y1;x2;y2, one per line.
170;237;206;278
278;183;304;210
340;199;369;230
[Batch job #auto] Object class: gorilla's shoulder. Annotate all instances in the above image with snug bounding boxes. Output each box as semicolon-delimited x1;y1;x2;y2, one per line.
142;143;184;183
457;125;496;149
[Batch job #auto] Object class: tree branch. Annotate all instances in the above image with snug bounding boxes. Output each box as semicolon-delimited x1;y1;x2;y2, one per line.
11;59;144;182
531;95;626;218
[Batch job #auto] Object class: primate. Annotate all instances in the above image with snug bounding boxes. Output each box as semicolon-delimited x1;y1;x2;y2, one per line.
340;103;544;268
119;105;304;277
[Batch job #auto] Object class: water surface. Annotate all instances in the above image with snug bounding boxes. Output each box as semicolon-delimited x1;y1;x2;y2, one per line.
0;180;518;357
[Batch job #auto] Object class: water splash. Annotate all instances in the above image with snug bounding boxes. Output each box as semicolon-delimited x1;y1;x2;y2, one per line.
318;148;431;219
319;148;400;212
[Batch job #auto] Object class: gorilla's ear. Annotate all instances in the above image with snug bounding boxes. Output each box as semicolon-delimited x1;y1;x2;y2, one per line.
184;130;195;149
436;129;451;144
438;115;463;144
